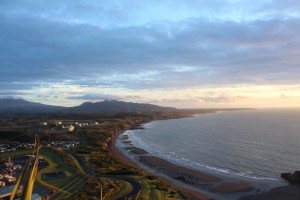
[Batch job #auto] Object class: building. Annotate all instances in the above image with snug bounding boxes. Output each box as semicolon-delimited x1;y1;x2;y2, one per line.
63;142;74;148
3;175;16;183
54;121;62;125
90;122;99;126
63;125;74;132
13;165;22;171
0;185;23;199
5;157;14;168
39;122;48;126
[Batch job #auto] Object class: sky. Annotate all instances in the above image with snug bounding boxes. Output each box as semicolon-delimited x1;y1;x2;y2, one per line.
1;0;300;108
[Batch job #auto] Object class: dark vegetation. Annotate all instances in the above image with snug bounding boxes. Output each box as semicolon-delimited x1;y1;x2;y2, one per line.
0;101;251;199
0;110;196;199
0;131;35;142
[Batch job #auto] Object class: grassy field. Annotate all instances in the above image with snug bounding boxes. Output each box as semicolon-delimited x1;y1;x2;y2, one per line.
0;148;87;199
37;148;87;199
0;149;34;159
107;178;133;200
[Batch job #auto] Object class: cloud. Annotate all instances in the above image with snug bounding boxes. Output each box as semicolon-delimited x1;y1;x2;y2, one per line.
0;91;28;96
66;92;145;102
2;14;300;90
66;94;121;101
1;1;300;107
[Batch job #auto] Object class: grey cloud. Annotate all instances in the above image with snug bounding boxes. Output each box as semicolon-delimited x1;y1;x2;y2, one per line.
66;93;144;102
1;2;300;93
0;82;37;91
66;94;122;101
0;91;28;96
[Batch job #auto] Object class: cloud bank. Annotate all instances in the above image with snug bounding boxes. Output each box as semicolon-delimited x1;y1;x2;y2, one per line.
1;0;300;107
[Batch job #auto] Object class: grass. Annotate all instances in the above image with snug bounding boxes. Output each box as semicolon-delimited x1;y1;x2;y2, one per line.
108;178;133;200
0;149;34;159
139;179;151;200
36;148;87;198
48;172;86;199
129;176;186;200
55;148;86;175
150;189;163;200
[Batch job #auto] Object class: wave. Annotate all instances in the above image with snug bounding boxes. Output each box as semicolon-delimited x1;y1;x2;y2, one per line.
163;152;280;181
125;130;280;182
124;130;159;152
163;151;280;182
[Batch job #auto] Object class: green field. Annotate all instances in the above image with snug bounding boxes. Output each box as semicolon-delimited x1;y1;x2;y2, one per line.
0;148;87;199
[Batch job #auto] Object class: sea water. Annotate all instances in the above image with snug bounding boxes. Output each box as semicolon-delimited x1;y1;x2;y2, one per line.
123;109;300;182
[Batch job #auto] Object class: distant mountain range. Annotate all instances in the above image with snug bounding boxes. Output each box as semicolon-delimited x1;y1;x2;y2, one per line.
0;99;176;113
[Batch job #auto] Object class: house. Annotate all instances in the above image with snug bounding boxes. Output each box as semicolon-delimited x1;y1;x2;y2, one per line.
13;165;22;171
54;121;62;126
7;148;16;152
0;144;6;152
63;125;74;132
63;142;74;148
39;122;48;126
90;122;99;126
3;175;16;183
5;157;14;167
80;123;89;127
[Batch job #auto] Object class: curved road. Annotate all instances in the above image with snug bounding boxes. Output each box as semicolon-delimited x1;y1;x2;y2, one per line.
65;150;141;199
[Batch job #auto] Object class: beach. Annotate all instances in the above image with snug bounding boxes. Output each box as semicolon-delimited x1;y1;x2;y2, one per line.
109;131;211;200
109;126;300;200
110;130;278;200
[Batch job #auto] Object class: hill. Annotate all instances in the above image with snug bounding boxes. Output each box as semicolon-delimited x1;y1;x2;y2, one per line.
0;99;176;113
66;100;176;112
0;98;63;113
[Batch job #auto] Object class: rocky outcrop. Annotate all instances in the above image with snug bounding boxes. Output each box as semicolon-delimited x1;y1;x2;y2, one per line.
281;171;300;184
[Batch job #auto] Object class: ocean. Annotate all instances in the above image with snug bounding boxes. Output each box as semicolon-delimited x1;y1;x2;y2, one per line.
118;109;300;183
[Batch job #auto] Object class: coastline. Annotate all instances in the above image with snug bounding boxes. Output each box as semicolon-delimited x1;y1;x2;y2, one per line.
109;129;269;200
109;114;300;200
114;132;261;200
109;130;211;200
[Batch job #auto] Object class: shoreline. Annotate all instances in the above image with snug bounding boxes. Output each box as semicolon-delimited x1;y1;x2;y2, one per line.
109;116;300;200
115;132;265;200
109;130;211;200
109;129;266;200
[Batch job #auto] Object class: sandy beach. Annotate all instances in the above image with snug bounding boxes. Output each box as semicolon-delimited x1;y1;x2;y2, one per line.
109;130;300;200
137;155;256;195
109;131;211;200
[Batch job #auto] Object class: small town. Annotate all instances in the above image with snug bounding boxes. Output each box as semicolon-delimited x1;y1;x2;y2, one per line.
0;118;84;199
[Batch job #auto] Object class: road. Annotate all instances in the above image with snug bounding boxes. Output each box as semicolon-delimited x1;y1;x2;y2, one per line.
65;150;141;199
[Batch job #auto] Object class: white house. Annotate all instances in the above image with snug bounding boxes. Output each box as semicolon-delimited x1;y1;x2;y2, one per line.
63;125;74;132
